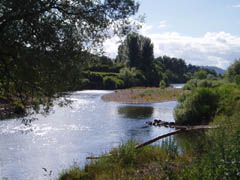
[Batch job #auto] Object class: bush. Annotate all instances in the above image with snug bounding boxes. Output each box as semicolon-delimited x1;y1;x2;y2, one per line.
80;78;90;89
183;79;198;90
181;114;240;180
174;88;219;125
225;59;240;82
216;84;240;116
119;67;139;88
184;79;224;91
103;76;124;90
13;101;25;114
159;80;166;89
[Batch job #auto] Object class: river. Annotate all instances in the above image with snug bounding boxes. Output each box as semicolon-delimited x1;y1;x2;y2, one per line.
0;90;178;180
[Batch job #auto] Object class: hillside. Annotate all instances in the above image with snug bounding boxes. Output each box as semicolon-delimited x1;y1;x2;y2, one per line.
201;66;226;75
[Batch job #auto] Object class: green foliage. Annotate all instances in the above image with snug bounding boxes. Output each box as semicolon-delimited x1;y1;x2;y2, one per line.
236;75;240;85
12;101;25;114
0;0;139;115
116;33;162;86
193;69;218;80
174;88;219;125
216;84;240;116
103;76;124;90
119;67;143;87
225;59;240;83
181;114;240;180
159;80;167;89
116;33;154;71
155;56;201;83
194;69;208;79
58;140;183;180
80;79;91;89
183;79;224;90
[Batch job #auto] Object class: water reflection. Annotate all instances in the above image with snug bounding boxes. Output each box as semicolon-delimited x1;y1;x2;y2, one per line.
118;106;154;119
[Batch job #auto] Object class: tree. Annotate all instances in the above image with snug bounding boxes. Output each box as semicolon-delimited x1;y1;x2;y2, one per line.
0;0;139;112
116;33;158;86
116;33;154;70
225;59;240;83
194;70;208;80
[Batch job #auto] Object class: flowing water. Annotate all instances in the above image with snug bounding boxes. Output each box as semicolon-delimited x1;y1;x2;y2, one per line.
0;90;178;180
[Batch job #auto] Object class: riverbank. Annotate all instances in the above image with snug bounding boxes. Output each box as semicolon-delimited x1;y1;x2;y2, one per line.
58;141;189;180
0;97;24;120
102;87;183;104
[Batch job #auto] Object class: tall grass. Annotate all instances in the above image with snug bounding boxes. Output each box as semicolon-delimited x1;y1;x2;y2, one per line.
58;139;188;180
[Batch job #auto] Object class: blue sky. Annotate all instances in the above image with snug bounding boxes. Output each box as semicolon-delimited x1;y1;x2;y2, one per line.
138;0;240;36
104;0;240;69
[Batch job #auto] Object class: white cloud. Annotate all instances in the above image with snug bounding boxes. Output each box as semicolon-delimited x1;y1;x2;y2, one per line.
103;24;240;69
103;36;121;58
157;20;167;29
146;31;240;69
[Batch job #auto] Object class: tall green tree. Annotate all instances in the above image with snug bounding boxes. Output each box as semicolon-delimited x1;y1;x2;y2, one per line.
0;0;139;111
116;33;154;71
116;33;158;86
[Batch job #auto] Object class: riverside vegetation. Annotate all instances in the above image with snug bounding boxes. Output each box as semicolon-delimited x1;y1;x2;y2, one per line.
1;1;238;179
102;87;183;104
58;60;240;180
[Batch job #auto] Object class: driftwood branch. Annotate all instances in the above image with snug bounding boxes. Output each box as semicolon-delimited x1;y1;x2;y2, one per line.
136;122;219;149
135;129;183;149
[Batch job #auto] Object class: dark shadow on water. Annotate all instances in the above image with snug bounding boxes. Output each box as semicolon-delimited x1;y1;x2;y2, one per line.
118;106;154;119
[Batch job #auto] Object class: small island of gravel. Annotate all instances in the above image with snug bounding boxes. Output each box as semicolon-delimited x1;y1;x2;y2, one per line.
101;87;183;104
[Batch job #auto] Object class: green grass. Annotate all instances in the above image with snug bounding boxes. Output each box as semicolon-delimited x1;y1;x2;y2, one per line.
58;140;189;180
135;88;182;102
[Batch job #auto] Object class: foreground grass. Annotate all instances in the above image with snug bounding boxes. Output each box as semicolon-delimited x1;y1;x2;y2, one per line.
58;140;191;180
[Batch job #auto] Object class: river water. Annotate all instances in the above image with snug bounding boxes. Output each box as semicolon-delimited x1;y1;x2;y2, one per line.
0;90;178;180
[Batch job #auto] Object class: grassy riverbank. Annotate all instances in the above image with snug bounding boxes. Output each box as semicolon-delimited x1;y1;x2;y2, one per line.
102;87;183;104
58;140;190;180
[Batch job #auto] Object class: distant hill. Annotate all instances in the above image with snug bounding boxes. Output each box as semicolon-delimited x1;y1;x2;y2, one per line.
201;66;226;75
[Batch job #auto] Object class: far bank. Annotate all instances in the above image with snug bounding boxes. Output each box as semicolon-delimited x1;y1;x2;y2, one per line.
102;87;184;104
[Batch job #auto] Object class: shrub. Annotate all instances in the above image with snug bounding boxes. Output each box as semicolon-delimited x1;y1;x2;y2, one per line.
81;78;90;89
119;67;139;87
194;69;208;80
174;88;219;125
216;84;240;116
225;59;240;83
103;76;124;90
13;101;25;114
184;79;224;91
159;80;166;89
183;79;198;90
181;114;240;180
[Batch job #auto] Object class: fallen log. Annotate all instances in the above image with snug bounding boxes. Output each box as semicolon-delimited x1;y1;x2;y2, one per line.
136;125;219;149
86;156;100;160
135;129;183;149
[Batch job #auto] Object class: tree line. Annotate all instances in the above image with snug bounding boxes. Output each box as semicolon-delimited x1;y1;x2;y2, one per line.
80;33;218;90
0;0;220;117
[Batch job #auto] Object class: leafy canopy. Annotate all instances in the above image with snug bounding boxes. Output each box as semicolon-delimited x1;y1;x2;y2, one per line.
0;0;140;111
